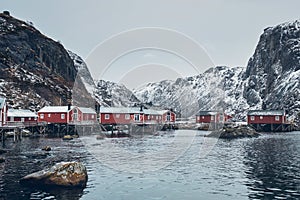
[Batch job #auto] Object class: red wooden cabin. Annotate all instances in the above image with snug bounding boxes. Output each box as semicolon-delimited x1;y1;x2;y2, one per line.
77;107;97;124
99;107;144;125
7;109;38;127
247;110;286;124
99;107;176;125
196;111;231;123
38;106;81;124
0;97;7;127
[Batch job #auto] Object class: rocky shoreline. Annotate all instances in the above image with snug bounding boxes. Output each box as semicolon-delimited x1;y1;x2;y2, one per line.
205;125;260;139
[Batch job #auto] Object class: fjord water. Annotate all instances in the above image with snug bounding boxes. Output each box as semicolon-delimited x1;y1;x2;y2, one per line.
0;130;300;199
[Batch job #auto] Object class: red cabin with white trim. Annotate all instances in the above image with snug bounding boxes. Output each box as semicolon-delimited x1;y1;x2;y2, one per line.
99;107;176;125
100;107;144;125
77;107;97;124
7;109;38;127
38;106;81;124
0;97;7;127
196;111;231;123
247;110;286;125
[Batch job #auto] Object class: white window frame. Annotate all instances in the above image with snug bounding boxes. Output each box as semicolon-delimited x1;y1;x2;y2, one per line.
134;114;140;121
105;114;110;120
92;115;94;119
260;116;263;120
166;115;171;121
48;114;51;118
250;116;255;121
61;114;65;119
202;116;205;119
275;116;280;121
125;114;130;120
197;116;200;120
116;114;120;118
211;116;215;121
40;114;44;119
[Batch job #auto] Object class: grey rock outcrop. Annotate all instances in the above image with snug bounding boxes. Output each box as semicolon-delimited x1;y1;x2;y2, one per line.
20;161;88;188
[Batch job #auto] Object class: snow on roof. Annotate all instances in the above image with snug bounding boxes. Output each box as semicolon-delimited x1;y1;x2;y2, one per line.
247;110;285;116
0;97;5;109
79;107;96;114
100;107;172;115
100;107;143;114
38;106;75;113
197;111;220;116
8;109;37;117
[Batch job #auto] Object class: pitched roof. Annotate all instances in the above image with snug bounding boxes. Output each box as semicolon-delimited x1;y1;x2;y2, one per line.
100;107;143;114
38;106;75;113
247;110;285;116
8;109;38;118
196;111;220;116
78;107;96;114
0;97;5;109
99;107;172;115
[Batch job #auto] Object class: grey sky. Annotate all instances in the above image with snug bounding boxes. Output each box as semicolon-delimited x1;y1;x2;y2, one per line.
2;0;300;88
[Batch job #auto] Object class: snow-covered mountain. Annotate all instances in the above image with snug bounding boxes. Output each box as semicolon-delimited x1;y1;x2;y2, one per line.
0;12;77;111
134;20;300;121
94;80;140;107
133;66;246;118
243;20;300;121
1;11;299;122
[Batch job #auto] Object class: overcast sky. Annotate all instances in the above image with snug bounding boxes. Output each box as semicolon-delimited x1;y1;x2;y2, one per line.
2;0;300;89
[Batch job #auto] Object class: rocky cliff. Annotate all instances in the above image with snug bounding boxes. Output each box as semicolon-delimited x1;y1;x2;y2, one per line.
134;19;300;121
243;20;300;120
0;12;77;110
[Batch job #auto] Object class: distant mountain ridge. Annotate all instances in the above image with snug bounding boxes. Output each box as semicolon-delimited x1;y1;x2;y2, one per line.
134;20;300;121
0;12;299;123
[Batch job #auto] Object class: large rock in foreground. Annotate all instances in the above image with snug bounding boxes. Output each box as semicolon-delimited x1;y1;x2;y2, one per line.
206;125;259;139
20;161;87;188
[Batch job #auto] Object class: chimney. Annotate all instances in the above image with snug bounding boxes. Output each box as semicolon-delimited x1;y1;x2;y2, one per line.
95;102;100;114
3;11;10;16
140;104;143;112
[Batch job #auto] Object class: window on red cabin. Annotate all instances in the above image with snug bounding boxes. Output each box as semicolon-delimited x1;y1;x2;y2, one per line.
29;117;31;120
92;115;94;119
40;114;44;119
275;116;280;121
202;116;204;119
61;114;65;119
250;116;255;121
260;116;263;120
105;114;110;120
197;116;200;120
48;114;51;118
125;114;130;120
116;114;120;118
211;116;214;121
148;115;150;120
134;114;140;121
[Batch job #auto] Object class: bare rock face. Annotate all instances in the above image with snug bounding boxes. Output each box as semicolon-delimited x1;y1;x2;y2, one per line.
20;161;88;188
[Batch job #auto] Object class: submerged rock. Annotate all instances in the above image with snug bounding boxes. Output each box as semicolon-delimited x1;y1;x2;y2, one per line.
41;146;51;151
0;157;5;163
206;125;259;139
20;161;88;188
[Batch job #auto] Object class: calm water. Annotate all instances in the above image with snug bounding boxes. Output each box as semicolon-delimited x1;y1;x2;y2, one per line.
0;130;300;200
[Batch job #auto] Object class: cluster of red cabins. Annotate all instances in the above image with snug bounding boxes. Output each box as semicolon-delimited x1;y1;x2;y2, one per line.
0;96;291;132
0;97;176;128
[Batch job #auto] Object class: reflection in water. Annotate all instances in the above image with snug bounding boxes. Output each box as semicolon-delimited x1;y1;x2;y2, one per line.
243;133;300;199
0;137;86;200
0;131;300;199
